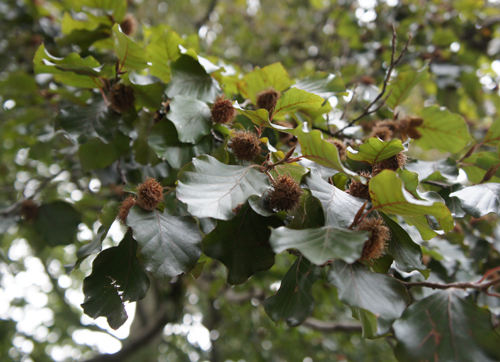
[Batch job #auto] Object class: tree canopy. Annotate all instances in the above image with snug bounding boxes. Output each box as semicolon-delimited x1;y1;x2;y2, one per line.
1;0;500;361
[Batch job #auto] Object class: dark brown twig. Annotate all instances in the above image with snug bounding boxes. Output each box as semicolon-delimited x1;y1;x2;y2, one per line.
332;26;412;136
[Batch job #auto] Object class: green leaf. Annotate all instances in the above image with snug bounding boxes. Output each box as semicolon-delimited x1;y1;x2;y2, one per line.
386;66;429;110
304;171;368;228
76;0;127;22
146;29;182;83
405;158;459;181
415;106;472;153
127;77;163;111
112;24;147;71
77;201;120;260
394;289;500;362
34;202;81;247
202;203;282;285
272;88;325;117
286;189;325;229
263;257;322;327
347;138;405;165
450;183;500;218
233;103;295;133
148;120;212;169
78;131;130;172
126;206;202;284
484;119;500;146
238;63;292;103
295;125;359;178
270;225;369;265
33;44;101;88
369;170;454;233
293;72;347;99
166;96;212;144
176;155;270;220
166;55;222;103
461;152;500;184
327;260;410;335
81;232;150;330
55;99;121;145
379;213;428;277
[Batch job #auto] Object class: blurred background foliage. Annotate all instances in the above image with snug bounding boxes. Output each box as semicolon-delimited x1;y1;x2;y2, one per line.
1;0;500;361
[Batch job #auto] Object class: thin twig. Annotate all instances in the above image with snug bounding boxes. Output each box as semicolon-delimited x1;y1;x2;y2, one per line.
332;26;412;136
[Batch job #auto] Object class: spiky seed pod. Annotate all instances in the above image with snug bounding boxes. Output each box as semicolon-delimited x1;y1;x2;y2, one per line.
399;116;423;140
20;200;39;222
328;138;347;160
118;195;136;224
348;171;371;200
357;217;390;261
375;120;399;132
369;125;393;141
375;152;408;172
136;177;164;211
229;131;262;161
256;88;280;113
109;83;135;113
211;96;237;124
359;75;376;85
267;174;303;212
120;14;137;36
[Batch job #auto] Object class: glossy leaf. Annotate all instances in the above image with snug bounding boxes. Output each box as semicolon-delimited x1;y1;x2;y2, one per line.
272;88;325;117
269;225;369;265
328;260;410;334
76;0;127;22
78;131;130;172
415;106;472;153
450;183;500;218
55;99;120;145
238;62;292;103
347;137;405;165
394;289;500;362
126;206;202;284
166;55;221;103
295;125;359;178
304;170;366;228
292;72;346;99
146;29;182;83
34;202;81;247
81;232;150;330
386;66;429;110
405;158;459;181
33;44;101;88
263;257;322;327
148;120;212;169
484;119;500;146
177;155;270;220
167;95;212;144
112;24;147;70
233;103;295;133
202;203;282;285
379;213;428;277
369;170;454;233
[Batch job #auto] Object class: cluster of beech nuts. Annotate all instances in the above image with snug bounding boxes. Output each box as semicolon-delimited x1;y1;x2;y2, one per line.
118;177;164;223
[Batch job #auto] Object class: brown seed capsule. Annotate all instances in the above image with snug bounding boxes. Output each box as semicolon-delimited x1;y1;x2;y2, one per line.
109;83;135;113
267;174;303;212
374;152;407;173
348;171;371;200
328;138;347;160
120;14;137;36
118;195;136;224
357;217;390;261
369;125;393;141
20;200;39;222
136;177;164;211
256;88;280;113
229;131;262;161
399;116;423;140
211;96;236;124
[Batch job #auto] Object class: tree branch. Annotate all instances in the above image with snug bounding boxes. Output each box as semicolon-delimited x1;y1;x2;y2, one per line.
194;0;218;29
332;26;412;136
85;308;169;362
302;318;362;333
400;277;500;294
